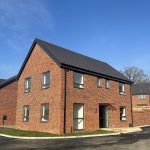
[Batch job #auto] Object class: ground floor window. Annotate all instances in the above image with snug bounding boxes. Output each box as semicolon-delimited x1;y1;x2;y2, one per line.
41;103;49;122
23;105;29;122
73;103;84;130
120;106;126;121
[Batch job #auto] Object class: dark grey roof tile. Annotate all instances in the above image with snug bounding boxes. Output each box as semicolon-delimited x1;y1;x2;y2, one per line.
132;83;150;95
0;75;17;89
36;39;132;83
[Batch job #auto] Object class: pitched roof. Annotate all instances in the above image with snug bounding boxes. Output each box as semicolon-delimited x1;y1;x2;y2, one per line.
132;83;150;95
0;79;6;84
18;38;132;84
0;75;17;89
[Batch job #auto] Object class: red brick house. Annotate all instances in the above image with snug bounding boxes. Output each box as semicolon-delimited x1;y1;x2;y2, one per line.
132;83;150;126
16;39;133;134
0;76;17;126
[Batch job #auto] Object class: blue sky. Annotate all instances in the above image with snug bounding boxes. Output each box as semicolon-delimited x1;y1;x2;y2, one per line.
0;0;150;79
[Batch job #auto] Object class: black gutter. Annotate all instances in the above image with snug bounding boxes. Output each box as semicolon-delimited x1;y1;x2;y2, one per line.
0;75;17;89
64;68;67;134
130;85;134;126
61;64;133;84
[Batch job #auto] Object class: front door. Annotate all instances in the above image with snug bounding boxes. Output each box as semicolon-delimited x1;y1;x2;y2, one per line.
99;105;109;128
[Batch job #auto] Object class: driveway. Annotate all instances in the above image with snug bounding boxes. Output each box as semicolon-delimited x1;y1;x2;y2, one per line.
0;126;150;150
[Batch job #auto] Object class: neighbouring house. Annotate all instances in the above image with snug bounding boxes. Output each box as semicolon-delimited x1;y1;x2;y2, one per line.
0;76;17;126
132;83;150;126
15;38;133;134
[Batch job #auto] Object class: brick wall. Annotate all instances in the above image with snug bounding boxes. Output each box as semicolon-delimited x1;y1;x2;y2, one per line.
133;109;150;126
0;81;17;126
64;70;132;133
132;95;150;126
132;95;150;107
16;44;63;134
16;43;132;134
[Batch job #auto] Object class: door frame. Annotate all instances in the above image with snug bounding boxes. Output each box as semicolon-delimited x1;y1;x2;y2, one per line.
99;104;109;128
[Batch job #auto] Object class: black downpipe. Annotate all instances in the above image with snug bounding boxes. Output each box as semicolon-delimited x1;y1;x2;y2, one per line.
64;69;67;134
130;84;134;126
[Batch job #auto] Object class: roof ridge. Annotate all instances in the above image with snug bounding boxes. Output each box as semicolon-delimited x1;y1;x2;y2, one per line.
18;38;132;83
35;38;107;65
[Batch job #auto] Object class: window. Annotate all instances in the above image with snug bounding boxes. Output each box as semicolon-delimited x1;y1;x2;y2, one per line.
105;80;110;89
139;94;146;100
119;83;125;94
41;103;49;122
73;104;84;130
25;78;31;92
74;72;84;88
23;105;29;122
120;107;126;121
42;72;50;88
97;77;101;87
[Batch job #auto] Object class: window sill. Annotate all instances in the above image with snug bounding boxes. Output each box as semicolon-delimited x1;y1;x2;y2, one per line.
120;120;127;122
40;121;49;123
119;92;126;96
74;87;84;89
97;86;101;88
73;129;84;132
41;86;50;90
74;85;84;89
24;91;30;93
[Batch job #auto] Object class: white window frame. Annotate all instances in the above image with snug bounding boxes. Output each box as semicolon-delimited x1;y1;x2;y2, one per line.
74;72;84;88
25;78;31;93
120;107;126;121
139;94;146;100
42;71;50;88
97;77;101;87
23;105;29;122
41;103;49;122
106;80;110;89
119;83;125;94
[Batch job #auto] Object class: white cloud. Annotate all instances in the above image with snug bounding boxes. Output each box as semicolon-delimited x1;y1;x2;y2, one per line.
0;0;54;78
0;0;54;30
0;0;54;49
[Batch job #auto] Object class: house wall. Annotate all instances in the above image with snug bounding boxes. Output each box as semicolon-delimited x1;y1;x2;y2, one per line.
16;44;63;134
133;109;150;126
132;95;150;107
16;43;132;134
132;95;150;126
63;70;132;133
0;81;17;126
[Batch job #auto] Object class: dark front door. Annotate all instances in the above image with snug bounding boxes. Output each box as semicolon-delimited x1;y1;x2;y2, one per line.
99;105;109;128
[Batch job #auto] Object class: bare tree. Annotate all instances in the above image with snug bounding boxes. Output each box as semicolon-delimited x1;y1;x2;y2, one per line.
120;66;150;84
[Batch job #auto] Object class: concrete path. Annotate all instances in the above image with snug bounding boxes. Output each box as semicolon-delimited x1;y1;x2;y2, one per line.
0;126;149;150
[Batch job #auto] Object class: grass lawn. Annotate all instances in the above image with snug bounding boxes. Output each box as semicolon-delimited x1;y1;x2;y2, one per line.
65;130;113;136
0;127;113;137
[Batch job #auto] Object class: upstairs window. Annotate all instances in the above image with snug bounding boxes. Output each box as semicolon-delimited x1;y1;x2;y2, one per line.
105;80;110;89
119;83;125;94
23;105;29;122
41;103;49;122
74;72;84;88
25;78;31;93
97;77;101;87
42;71;50;89
120;107;126;121
139;94;146;100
